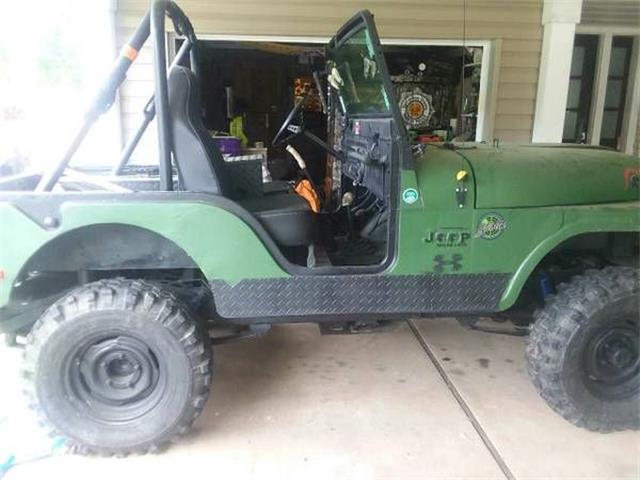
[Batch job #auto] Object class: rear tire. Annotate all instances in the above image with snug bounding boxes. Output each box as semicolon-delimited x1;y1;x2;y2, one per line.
23;279;212;454
526;267;639;432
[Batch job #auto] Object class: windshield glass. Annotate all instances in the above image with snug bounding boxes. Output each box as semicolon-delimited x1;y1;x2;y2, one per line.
328;27;391;115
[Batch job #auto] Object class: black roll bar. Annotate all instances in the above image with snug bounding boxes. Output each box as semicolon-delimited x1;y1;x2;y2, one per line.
150;2;173;191
36;1;198;192
111;39;192;175
189;41;200;80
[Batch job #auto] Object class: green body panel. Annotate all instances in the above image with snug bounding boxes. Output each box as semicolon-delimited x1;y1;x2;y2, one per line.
395;148;567;283
461;144;639;208
1;145;638;314
392;144;639;310
0;200;288;306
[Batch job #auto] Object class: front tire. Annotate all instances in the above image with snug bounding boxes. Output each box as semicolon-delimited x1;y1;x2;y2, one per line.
526;267;639;432
23;279;212;454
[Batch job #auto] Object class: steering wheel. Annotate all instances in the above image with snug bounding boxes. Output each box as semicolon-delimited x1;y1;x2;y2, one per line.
272;98;305;147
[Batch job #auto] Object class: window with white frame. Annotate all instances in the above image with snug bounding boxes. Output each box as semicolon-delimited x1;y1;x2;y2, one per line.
563;35;598;144
564;29;640;154
601;37;634;149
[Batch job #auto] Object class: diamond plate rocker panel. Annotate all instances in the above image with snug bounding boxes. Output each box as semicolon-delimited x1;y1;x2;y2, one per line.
210;274;510;318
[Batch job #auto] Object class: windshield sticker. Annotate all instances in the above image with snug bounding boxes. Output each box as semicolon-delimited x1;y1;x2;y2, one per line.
402;188;419;204
363;56;377;79
331;67;344;87
475;213;507;240
328;66;344;90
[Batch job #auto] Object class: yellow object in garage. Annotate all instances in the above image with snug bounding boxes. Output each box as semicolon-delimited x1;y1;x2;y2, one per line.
229;116;248;147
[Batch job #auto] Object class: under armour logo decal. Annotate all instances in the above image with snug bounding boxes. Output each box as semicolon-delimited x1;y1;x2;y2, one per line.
433;254;463;273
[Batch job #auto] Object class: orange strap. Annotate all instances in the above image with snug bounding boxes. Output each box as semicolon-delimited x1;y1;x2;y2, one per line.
294;179;320;213
121;44;139;62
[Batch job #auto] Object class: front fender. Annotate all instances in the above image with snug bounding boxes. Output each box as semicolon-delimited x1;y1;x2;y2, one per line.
499;202;640;310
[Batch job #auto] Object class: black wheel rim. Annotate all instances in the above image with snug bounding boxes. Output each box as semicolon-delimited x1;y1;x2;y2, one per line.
65;334;167;423
583;317;640;400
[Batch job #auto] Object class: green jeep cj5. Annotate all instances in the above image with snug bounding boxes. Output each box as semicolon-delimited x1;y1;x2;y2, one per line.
0;1;638;454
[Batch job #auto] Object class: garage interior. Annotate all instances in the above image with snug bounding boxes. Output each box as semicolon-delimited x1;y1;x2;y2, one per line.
191;39;482;184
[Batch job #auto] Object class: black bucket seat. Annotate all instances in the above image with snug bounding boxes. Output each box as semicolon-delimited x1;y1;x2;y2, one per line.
168;66;313;247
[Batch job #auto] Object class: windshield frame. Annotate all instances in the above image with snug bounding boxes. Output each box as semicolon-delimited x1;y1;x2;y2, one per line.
326;10;412;167
328;25;391;115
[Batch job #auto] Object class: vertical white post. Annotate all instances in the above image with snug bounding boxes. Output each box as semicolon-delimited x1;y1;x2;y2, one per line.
588;34;613;145
532;0;583;143
478;39;501;143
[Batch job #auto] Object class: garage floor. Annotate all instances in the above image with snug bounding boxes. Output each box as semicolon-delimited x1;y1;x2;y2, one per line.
1;319;639;479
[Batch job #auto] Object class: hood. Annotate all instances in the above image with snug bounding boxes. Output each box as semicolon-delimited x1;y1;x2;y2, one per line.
458;144;640;208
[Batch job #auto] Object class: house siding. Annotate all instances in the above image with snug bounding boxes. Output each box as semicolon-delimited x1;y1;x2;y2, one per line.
115;0;543;158
581;0;640;28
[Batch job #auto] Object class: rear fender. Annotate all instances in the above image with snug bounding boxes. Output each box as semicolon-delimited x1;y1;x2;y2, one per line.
0;194;288;308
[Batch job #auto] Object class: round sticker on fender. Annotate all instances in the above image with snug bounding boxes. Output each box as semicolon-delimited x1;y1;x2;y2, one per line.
402;188;419;204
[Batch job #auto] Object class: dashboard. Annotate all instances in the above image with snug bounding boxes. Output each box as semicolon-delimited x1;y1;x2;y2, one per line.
341;117;393;200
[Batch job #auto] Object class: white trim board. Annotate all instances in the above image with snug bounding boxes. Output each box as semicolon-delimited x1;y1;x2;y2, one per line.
577;25;640;36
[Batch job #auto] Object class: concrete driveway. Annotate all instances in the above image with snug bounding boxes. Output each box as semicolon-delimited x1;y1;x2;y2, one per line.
1;319;638;479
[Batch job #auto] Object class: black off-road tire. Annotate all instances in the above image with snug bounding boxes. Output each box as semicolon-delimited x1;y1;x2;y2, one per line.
526;267;639;432
23;279;212;455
